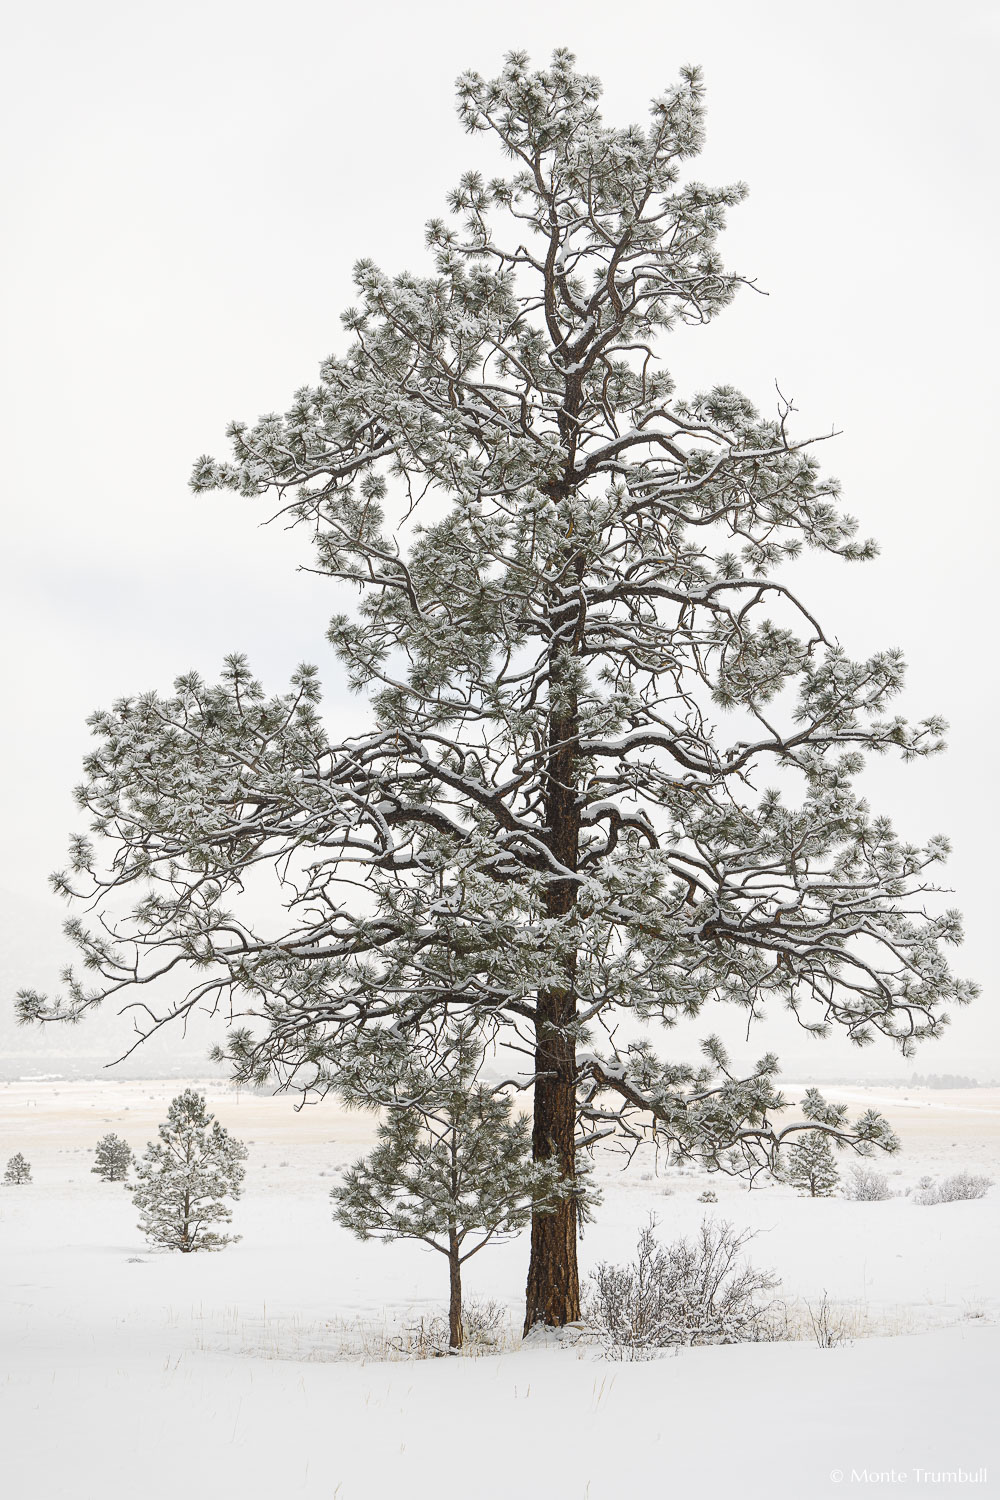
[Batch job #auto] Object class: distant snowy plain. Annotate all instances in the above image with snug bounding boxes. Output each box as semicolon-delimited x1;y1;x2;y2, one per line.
2;1077;997;1499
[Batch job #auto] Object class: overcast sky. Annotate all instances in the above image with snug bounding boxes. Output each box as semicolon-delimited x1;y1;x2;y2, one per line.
2;0;997;1079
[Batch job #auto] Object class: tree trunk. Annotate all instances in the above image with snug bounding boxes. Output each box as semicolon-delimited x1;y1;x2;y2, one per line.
447;1236;463;1351
525;545;582;1330
525;1011;580;1329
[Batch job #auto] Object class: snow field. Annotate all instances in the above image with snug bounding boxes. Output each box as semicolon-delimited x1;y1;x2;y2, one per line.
2;1077;998;1498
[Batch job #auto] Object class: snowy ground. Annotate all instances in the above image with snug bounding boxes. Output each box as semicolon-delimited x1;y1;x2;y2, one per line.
2;1076;998;1498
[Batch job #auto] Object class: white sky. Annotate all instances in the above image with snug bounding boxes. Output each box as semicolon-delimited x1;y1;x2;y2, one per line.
1;0;997;1079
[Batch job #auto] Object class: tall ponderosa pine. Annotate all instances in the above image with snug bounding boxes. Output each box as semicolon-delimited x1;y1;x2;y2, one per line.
17;53;974;1327
133;1090;247;1252
332;1029;568;1349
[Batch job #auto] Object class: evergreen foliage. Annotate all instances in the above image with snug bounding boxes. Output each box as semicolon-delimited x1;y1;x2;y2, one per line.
785;1130;840;1197
332;1031;569;1348
16;49;974;1324
91;1132;133;1182
132;1090;247;1252
4;1152;32;1185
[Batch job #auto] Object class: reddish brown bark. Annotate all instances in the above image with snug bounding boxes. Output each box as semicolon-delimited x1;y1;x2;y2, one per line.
524;561;583;1329
524;1010;580;1329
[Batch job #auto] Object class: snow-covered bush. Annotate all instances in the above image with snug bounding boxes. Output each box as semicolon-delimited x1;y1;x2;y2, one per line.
132;1089;247;1252
785;1131;839;1197
461;1297;509;1348
585;1217;778;1359
91;1133;133;1183
3;1153;32;1184
697;1190;717;1204
844;1165;893;1201
939;1172;991;1202
914;1172;991;1205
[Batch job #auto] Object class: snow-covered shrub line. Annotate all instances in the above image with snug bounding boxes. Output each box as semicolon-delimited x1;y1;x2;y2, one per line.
912;1172;992;1205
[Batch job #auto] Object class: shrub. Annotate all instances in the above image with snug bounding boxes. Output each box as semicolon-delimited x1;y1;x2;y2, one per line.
697;1190;718;1204
585;1217;778;1359
844;1165;893;1201
807;1292;853;1348
914;1172;991;1205
458;1297;509;1348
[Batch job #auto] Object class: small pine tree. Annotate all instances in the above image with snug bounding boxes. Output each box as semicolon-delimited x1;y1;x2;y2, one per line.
785;1131;840;1197
132;1090;247;1252
4;1153;32;1184
332;1033;569;1350
92;1133;133;1183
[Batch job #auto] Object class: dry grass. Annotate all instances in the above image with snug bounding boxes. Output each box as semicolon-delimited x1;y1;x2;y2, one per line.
183;1288;995;1364
759;1297;981;1343
195;1300;524;1364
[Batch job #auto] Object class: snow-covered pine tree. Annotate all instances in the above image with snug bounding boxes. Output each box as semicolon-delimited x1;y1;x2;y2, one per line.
785;1130;839;1197
4;1153;32;1185
92;1132;133;1183
132;1090;247;1252
16;51;975;1329
332;1029;567;1349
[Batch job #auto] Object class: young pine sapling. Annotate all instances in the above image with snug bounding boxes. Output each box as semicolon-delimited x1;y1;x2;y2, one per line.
785;1130;840;1198
133;1089;247;1252
332;1035;570;1350
4;1153;32;1185
92;1132;133;1183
